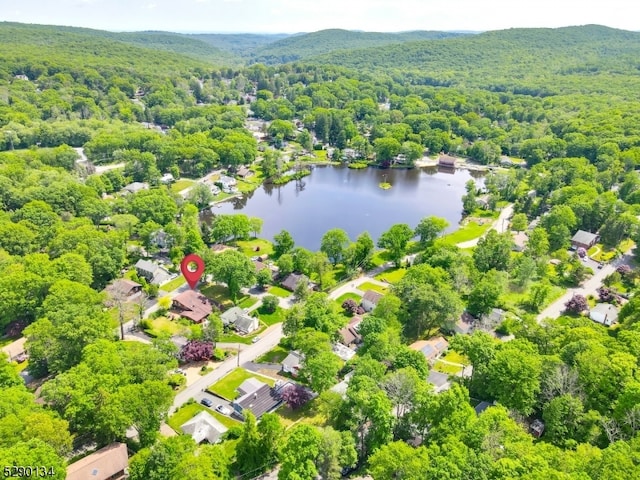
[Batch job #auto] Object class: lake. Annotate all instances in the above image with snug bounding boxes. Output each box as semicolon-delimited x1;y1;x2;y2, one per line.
209;165;483;251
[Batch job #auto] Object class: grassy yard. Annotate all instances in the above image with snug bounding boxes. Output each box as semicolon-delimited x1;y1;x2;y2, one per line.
236;238;274;257
358;282;389;295
107;303;138;330
257;306;286;326
374;268;407;284
275;398;328;429
335;292;362;305
208;368;276;401
170;179;196;193
237;296;259;309
219;324;267;345
201;284;234;308
144;316;190;338
441;221;492;245
268;285;291;298
370;249;393;267
161;275;185;292
167;402;240;432
256;345;289;364
441;350;468;365
433;361;462;375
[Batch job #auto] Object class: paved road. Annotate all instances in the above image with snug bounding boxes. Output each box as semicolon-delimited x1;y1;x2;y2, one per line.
178;169;223;198
328;277;389;300
170;323;283;414
456;204;514;249
536;250;634;322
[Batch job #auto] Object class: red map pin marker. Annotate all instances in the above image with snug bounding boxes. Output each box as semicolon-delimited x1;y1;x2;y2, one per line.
180;253;205;289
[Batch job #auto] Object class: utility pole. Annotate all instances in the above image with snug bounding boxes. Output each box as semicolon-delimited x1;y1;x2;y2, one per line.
237;343;240;367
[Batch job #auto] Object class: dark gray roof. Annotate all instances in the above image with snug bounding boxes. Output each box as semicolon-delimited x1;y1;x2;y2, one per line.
474;401;493;415
427;371;449;388
571;230;598;245
233;384;282;419
221;306;252;326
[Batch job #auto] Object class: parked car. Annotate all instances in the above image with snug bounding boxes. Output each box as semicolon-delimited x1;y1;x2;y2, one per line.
216;404;231;415
200;398;213;407
175;368;186;376
252;335;261;344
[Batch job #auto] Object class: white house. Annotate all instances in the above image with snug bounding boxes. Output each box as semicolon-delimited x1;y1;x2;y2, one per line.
281;351;305;376
220;307;259;334
160;173;175;184
589;303;619;326
180;411;227;444
361;290;383;312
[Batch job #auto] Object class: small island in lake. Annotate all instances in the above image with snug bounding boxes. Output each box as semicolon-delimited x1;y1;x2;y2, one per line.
379;182;392;190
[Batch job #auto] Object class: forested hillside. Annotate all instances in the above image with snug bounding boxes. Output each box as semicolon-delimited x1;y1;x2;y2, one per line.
314;24;640;96
249;29;465;64
191;32;292;57
0;22;237;66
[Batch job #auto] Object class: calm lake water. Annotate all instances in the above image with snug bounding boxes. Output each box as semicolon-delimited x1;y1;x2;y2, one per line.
209;166;483;251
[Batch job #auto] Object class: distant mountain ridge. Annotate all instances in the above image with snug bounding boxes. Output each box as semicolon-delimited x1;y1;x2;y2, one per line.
247;28;467;64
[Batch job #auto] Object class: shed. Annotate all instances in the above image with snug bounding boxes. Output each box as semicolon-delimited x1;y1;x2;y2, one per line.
361;290;383;312
438;154;457;168
237;166;254;179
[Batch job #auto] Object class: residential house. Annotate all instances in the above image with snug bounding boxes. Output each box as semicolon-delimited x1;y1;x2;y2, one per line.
333;342;356;361
180;411;227;444
134;259;172;285
218;175;237;192
150;229;171;249
530;419;545;438
172;290;213;323
571;230;599;250
427;371;450;392
105;279;142;298
454;312;476;335
512;231;528;252
66;443;129;480
121;182;149;194
361;290;383;312
231;381;284;420
281;273;309;292
14;74;29;81
236;166;254;179
338;317;363;348
476;194;491;209
220;307;259;334
160;173;175;184
589;303;619;326
480;308;507;331
410;336;449;362
281;351;305;376
438;154;457;168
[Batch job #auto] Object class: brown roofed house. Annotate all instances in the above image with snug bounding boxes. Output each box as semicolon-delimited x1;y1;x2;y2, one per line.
339;317;363;348
172;290;213;323
281;273;309;292
66;442;128;480
237;166;254;179
105;279;142;298
571;230;598;250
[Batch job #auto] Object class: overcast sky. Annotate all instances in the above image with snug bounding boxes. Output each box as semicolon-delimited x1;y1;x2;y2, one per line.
1;0;637;34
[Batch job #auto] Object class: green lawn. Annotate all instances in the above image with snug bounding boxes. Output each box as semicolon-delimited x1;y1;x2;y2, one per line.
370;249;393;267
441;221;492;245
358;282;389;295
167;402;240;432
374;268;407;284
208;368;276;401
144;316;189;338
201;284;234;308
162;275;185;292
258;306;286;326
335;292;362;305
256;345;289;364
219;324;267;344
268;285;291;298
432;361;462;375
236;238;274;257
441;350;468;365
170;179;196;193
238;296;259;309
